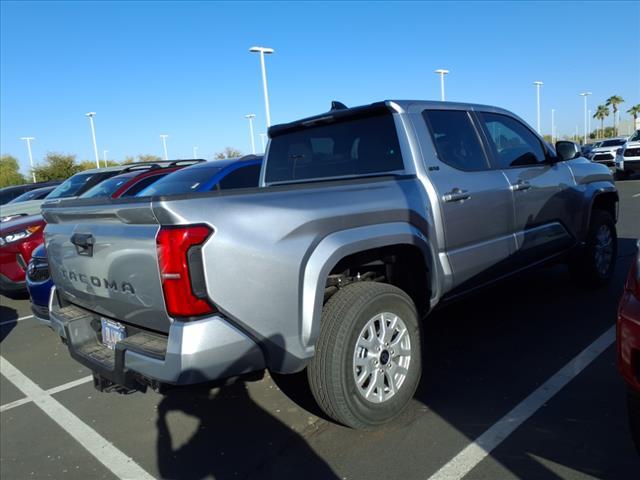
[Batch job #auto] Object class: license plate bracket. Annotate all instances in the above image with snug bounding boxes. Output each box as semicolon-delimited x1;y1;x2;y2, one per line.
100;318;126;350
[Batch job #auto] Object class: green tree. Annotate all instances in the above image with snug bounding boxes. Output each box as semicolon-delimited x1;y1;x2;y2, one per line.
32;153;80;181
0;155;26;187
627;104;640;130
605;95;625;136
593;105;609;139
137;154;163;163
214;147;243;159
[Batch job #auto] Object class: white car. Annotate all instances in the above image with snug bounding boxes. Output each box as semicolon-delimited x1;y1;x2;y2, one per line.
615;130;640;180
590;138;628;168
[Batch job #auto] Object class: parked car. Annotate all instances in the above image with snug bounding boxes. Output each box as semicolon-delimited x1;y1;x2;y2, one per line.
0;214;45;292
0;161;183;222
590;138;628;167
27;156;262;318
6;184;61;204
581;142;601;159
0;181;60;205
617;240;640;454
136;155;263;196
615;130;640;180
42;100;617;429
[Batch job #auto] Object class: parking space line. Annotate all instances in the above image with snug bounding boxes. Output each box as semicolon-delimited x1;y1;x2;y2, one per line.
428;325;615;480
0;315;34;325
1;356;155;480
1;375;93;413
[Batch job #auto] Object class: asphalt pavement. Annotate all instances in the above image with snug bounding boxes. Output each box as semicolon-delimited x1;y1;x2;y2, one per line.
1;180;639;480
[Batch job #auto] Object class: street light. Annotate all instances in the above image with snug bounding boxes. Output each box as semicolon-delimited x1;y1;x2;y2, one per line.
85;112;100;168
580;92;592;145
20;136;36;182
160;135;169;160
551;109;555;143
588;109;592;140
434;69;450;101
533;81;543;134
249;46;274;128
103;150;108;166
193;146;198;159
245;114;256;154
259;133;267;152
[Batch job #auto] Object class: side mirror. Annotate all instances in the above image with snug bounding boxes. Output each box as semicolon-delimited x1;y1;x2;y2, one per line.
555;141;581;161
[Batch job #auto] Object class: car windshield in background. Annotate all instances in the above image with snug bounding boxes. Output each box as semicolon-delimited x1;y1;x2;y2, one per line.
137;166;221;196
80;176;130;198
7;187;54;203
600;139;626;147
628;130;640;142
46;173;96;199
266;112;403;184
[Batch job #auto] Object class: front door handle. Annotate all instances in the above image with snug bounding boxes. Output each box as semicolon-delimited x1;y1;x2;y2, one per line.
442;188;471;203
510;180;531;192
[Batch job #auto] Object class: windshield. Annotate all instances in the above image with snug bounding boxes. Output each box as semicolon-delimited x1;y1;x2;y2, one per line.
8;188;51;203
46;173;97;199
137;166;221;196
600;139;626;147
629;130;640;142
80;176;130;198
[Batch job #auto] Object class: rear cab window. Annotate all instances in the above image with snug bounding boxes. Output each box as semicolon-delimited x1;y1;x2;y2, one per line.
265;111;404;184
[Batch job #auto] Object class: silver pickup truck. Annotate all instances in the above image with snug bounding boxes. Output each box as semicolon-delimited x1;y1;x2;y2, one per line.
43;100;618;429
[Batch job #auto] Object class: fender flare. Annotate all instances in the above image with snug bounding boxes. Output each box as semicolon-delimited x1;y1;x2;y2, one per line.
583;184;618;234
300;222;436;350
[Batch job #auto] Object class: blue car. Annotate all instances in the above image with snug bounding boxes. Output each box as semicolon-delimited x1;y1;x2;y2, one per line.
27;156;263;322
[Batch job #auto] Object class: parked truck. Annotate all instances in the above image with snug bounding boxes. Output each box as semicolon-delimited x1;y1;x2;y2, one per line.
43;100;618;429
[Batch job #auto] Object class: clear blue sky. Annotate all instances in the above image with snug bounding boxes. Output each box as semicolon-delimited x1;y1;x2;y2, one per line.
1;1;639;174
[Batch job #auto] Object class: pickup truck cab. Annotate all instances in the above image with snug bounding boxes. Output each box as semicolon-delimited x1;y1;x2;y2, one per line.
43;100;618;429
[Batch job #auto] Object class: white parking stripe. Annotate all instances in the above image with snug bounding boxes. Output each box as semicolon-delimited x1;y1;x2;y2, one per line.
428;325;615;480
0;315;34;325
1;375;93;413
0;357;155;480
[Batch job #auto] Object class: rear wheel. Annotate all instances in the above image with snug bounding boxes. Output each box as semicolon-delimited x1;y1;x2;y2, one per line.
308;282;422;429
569;209;617;287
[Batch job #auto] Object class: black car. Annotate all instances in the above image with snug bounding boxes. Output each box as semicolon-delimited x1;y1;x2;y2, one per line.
0;181;61;205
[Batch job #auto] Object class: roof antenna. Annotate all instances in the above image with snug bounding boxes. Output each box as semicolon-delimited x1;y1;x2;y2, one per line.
331;101;348;111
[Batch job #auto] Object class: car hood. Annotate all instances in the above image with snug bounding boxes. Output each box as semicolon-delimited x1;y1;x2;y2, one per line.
0;213;44;235
591;146;620;153
0;199;45;221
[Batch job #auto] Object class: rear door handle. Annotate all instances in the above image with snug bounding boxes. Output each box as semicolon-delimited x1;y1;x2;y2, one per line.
442;188;471;203
510;180;531;192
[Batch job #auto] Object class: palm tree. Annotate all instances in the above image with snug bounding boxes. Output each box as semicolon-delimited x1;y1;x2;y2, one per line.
627;104;640;132
605;95;625;136
593;105;609;139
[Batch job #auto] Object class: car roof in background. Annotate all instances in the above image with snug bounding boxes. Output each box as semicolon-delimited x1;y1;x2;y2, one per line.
79;159;206;175
177;155;263;171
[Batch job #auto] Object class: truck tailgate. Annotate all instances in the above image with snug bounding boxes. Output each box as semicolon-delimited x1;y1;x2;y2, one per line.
43;201;170;333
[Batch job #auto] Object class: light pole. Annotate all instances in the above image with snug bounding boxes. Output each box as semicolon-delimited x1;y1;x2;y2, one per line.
193;146;198;159
588;109;592;140
551;109;555;143
103;150;108;166
580;92;592;145
160;135;169;160
259;133;267;152
533;81;543;134
85;112;100;168
245;114;256;154
434;69;449;101
20;136;36;182
249;46;274;128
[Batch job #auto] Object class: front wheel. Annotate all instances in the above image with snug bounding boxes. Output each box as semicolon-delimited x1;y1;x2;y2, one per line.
308;282;422;429
569;209;617;288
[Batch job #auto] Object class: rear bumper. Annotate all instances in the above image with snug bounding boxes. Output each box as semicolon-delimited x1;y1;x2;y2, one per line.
49;289;266;388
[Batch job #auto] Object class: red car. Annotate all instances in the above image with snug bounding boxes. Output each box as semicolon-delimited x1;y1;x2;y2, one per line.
618;240;640;454
0;160;201;293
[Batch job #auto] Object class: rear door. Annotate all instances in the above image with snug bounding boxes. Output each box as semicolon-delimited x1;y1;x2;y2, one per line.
43;201;170;333
422;109;515;289
477;112;576;265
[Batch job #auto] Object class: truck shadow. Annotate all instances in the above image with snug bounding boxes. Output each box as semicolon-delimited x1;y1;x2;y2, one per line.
155;336;338;480
0;304;18;342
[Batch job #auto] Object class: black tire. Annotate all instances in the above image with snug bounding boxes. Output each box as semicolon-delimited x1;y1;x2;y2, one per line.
569;209;617;288
628;389;640;456
308;282;422;429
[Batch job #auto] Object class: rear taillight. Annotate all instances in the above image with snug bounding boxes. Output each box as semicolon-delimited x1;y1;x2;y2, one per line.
156;225;214;317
